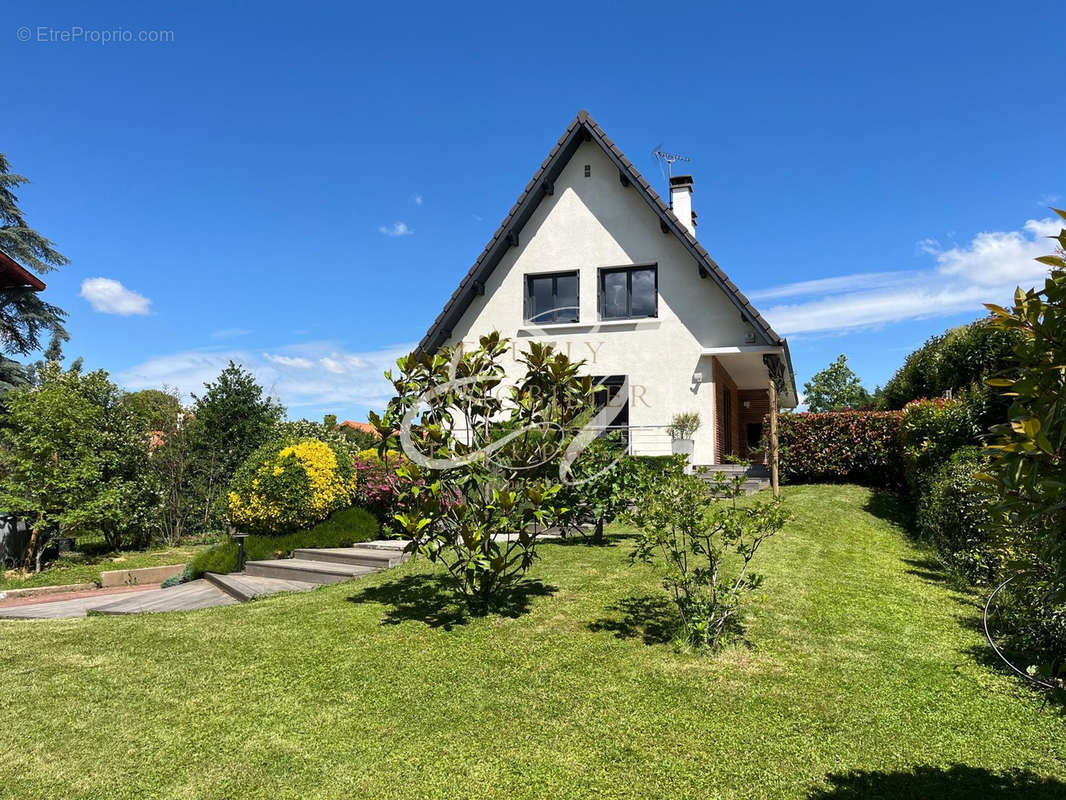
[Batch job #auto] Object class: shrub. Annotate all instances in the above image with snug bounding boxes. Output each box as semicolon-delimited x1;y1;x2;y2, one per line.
900;398;977;497
353;448;413;527
881;317;1020;423
628;460;790;652
553;434;641;543
383;333;592;605
775;411;903;487
916;447;1002;583
227;437;357;533
187;506;378;577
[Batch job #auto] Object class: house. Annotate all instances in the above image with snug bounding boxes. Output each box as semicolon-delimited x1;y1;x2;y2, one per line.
418;110;797;466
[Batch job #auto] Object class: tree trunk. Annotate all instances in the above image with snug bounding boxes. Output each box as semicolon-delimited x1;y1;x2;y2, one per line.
22;515;43;574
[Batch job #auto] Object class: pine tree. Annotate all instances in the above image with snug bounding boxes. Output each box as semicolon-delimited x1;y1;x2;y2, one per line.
0;153;69;389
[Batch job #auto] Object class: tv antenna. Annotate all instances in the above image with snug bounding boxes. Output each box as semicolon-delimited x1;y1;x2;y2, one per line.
653;147;691;180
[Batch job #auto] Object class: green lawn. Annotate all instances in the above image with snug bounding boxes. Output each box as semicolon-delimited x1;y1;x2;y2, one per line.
1;485;1064;799
0;542;216;591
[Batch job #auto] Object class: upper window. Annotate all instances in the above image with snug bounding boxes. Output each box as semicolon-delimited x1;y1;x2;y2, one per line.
599;264;657;320
525;271;579;324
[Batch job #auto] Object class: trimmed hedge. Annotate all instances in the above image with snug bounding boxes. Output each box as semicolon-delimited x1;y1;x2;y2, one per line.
776;411;903;487
915;446;1000;583
899;398;978;497
186;506;379;579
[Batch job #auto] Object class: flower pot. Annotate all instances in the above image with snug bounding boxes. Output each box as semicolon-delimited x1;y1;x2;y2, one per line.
671;438;694;456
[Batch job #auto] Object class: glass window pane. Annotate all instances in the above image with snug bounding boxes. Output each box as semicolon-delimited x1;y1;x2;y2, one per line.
555;274;578;322
603;272;627;318
630;268;656;317
530;276;553;322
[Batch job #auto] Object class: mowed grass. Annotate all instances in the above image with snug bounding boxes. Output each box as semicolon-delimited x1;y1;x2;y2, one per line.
1;485;1064;799
0;542;216;590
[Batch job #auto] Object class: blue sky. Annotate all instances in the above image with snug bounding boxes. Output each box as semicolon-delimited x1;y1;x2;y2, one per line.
5;1;1064;420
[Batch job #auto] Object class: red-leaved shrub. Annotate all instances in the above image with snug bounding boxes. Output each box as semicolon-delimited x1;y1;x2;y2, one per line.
775;411;904;487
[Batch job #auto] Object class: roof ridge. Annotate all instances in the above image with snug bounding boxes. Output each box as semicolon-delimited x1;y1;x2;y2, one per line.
417;110;784;354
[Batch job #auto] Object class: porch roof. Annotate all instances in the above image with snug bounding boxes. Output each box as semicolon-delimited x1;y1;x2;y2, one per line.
704;346;799;408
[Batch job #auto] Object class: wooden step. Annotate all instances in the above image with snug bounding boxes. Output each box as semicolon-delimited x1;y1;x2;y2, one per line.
91;580;239;615
204;572;318;603
244;558;379;585
292;546;406;569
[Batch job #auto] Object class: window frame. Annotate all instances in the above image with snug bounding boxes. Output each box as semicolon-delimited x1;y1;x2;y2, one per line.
524;270;580;324
597;263;659;320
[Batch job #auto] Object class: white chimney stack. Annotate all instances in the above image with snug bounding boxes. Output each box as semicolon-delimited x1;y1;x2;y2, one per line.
669;175;696;237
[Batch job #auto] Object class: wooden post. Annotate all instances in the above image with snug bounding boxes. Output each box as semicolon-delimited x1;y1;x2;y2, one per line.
768;379;780;498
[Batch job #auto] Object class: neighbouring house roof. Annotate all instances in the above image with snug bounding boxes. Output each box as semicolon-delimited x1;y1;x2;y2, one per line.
339;420;380;437
417;109;785;357
0;250;46;291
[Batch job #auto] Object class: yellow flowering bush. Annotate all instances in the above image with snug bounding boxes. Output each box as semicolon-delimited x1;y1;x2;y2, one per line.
227;437;357;533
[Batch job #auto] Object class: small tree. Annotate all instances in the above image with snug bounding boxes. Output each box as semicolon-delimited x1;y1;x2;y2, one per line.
148;392;194;546
628;462;790;652
553;433;641;544
383;333;593;605
803;354;872;412
188;362;284;532
0;364;157;569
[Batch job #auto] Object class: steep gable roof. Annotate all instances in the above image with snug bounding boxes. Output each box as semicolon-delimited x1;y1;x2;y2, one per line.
418;109;783;354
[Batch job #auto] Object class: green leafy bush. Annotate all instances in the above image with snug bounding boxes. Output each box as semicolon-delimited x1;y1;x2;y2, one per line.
227;437;357;533
628;460;790;652
881;317;1019;430
900;398;977;497
916;447;1001;583
186;506;378;578
775;411;903;487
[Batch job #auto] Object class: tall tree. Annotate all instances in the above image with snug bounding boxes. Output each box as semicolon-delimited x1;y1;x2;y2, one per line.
0;153;69;389
802;354;872;412
0;364;157;570
122;388;182;433
188;362;284;531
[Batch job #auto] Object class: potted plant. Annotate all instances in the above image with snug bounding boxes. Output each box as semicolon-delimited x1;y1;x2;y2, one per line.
667;412;700;461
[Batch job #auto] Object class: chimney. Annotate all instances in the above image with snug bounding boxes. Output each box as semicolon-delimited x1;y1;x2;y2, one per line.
669;175;695;237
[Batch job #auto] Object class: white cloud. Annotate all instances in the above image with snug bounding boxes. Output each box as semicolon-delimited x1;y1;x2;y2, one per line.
80;278;151;316
379;221;414;237
753;216;1063;337
118;340;414;414
412;193;423;206
264;353;314;369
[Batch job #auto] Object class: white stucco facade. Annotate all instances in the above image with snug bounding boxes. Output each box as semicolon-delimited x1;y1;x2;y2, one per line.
434;137;790;465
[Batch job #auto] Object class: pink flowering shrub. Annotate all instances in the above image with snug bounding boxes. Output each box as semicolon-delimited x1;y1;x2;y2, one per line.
352;449;411;529
775;411;904;488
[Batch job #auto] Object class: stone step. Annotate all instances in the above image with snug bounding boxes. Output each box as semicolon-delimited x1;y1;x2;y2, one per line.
91;580;239;615
356;539;409;552
244;558;379;585
292;546;406;569
204;572;318;603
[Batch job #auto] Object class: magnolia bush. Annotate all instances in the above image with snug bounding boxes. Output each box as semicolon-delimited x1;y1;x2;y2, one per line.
383;332;595;605
227;437;356;533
